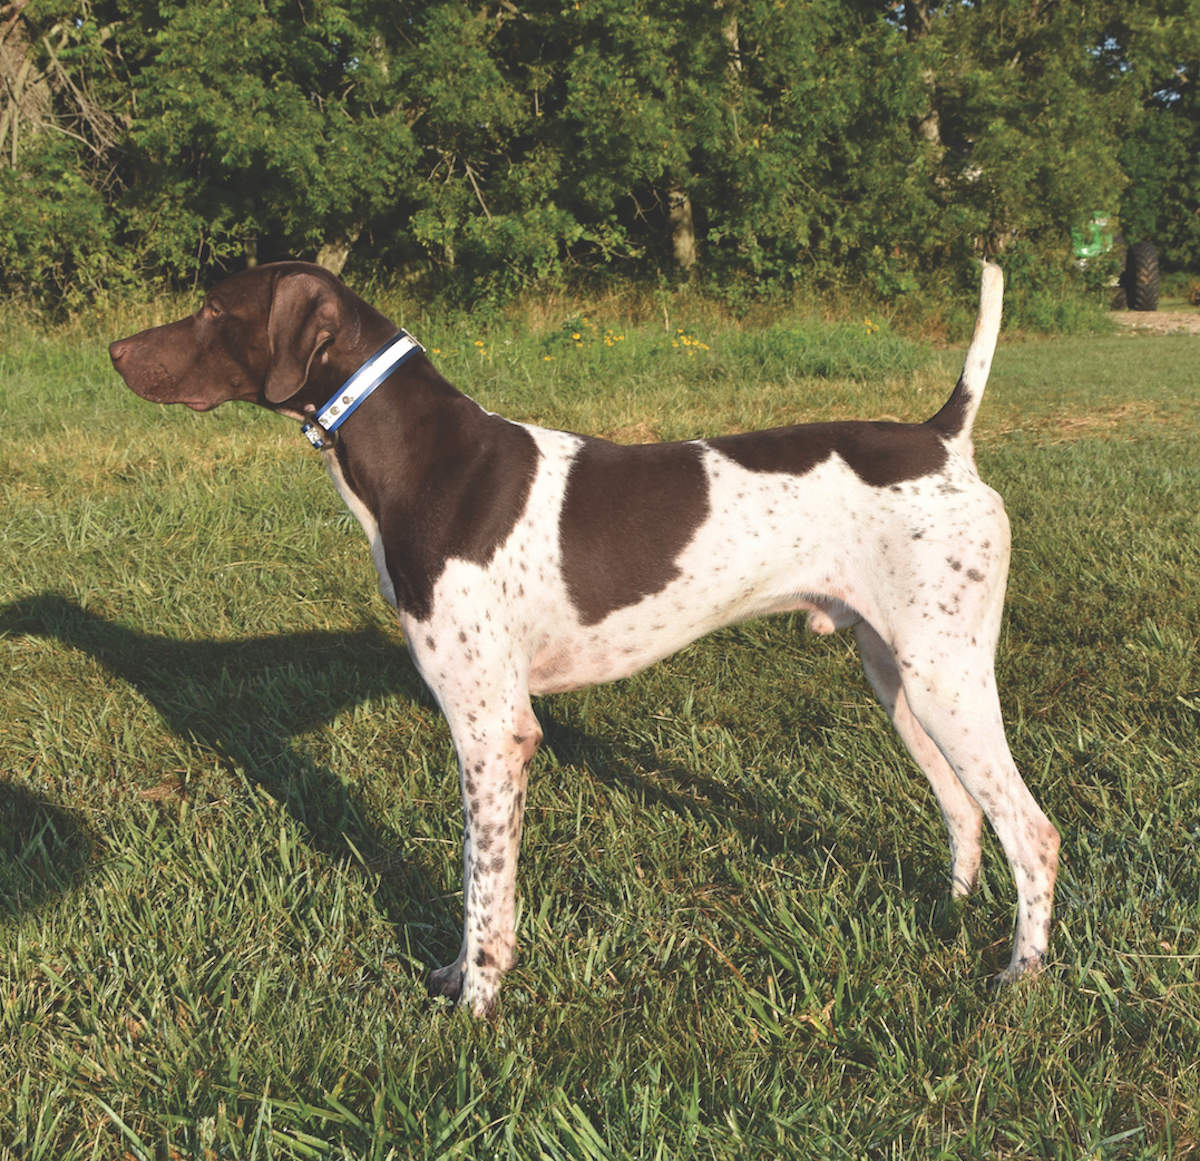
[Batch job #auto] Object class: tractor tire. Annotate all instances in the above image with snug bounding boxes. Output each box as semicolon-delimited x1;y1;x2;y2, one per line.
1126;242;1159;311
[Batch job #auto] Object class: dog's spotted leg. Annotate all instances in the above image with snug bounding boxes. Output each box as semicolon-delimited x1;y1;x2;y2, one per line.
428;692;541;1017
896;643;1059;979
854;622;984;898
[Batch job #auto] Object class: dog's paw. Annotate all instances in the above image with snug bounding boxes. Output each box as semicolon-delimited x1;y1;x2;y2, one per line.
989;952;1046;989
427;962;464;1005
427;956;505;1018
460;972;502;1020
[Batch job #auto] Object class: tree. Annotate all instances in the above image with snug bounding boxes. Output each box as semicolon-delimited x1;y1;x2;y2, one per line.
894;0;1200;274
694;0;933;290
1121;65;1200;268
397;1;550;286
0;1;124;304
1110;0;1200;268
4;0;1198;303
97;0;417;279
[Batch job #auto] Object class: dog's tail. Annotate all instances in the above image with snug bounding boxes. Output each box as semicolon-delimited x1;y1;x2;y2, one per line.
927;261;1003;449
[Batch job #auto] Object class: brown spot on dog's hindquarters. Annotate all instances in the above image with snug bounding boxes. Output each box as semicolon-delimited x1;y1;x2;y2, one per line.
707;420;950;487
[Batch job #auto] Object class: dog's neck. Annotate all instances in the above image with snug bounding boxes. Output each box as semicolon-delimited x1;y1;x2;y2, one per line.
318;346;541;623
326;355;472;492
294;291;486;497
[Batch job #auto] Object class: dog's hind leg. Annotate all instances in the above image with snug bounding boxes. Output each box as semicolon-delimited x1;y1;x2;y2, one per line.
854;621;984;899
886;632;1059;980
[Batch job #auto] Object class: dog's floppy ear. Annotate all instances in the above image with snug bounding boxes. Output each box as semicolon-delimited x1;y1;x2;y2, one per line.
264;271;341;403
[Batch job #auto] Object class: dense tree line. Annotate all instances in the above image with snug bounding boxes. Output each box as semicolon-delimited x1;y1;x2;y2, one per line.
1;0;1197;307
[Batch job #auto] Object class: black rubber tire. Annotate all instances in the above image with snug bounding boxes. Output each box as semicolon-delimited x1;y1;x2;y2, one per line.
1126;242;1159;311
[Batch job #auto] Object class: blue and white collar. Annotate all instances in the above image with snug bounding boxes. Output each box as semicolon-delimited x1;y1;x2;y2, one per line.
301;330;424;449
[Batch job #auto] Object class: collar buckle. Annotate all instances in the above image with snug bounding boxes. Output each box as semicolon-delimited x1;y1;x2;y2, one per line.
301;418;334;450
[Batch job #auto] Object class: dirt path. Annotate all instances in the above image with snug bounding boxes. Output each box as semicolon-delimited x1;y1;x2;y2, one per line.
1110;309;1200;335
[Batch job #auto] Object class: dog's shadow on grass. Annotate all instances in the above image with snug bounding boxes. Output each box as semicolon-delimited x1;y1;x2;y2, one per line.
538;713;820;859
0;780;96;922
0;592;455;953
2;593;902;974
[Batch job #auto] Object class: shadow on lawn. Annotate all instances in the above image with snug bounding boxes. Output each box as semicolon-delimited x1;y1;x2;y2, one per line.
0;780;95;920
539;713;826;860
0;592;456;960
1;592;913;970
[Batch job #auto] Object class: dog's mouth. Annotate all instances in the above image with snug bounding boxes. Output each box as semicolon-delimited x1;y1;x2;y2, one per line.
110;347;224;412
125;382;222;411
127;390;219;411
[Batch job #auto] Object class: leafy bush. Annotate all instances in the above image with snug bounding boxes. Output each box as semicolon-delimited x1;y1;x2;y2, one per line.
1120;78;1200;270
0;137;127;311
4;1;1198;316
999;242;1115;334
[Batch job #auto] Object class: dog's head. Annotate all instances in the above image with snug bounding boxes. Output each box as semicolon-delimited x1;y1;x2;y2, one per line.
109;261;391;419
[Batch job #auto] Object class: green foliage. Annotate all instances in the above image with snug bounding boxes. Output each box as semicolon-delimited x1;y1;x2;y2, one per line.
917;2;1133;253
994;241;1117;333
114;0;417;276
1120;66;1200;268
698;1;931;285
2;0;1198;306
0;136;123;308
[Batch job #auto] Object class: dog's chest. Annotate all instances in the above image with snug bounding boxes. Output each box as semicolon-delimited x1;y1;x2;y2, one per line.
323;452;397;608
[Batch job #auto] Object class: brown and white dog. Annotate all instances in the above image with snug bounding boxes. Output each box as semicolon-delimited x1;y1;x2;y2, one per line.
110;261;1058;1017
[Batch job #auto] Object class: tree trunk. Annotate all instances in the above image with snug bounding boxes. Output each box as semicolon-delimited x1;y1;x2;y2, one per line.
316;230;360;276
0;15;52;167
668;184;697;273
903;3;942;153
915;67;943;151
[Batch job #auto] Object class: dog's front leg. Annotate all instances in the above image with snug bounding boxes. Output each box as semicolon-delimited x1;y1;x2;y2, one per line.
428;694;542;1018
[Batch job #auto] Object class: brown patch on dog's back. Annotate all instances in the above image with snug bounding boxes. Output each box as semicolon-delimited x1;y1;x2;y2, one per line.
559;438;710;625
708;420;948;487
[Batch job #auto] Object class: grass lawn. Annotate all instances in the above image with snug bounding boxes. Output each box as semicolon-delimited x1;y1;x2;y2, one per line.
1;295;1198;1159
